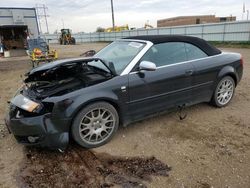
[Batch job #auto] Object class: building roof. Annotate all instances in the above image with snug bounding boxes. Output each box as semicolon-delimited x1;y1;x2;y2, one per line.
124;35;221;56
157;15;216;22
0;7;35;10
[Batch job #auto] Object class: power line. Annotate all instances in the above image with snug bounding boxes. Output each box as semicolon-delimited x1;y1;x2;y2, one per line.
35;4;49;34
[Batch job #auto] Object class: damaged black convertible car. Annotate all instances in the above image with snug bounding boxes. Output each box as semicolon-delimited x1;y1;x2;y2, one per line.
5;35;243;150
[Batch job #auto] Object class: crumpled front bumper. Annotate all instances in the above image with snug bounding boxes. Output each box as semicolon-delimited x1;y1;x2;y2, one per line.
5;111;70;150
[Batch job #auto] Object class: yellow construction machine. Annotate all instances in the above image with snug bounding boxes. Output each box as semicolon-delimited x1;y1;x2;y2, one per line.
105;24;129;32
28;38;58;67
144;23;154;29
59;29;76;45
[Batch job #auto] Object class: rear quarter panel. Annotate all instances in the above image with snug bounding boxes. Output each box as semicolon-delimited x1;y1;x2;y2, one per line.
191;52;242;103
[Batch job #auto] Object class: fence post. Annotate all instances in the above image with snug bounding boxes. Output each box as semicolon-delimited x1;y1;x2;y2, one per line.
248;22;250;41
222;23;226;42
201;24;204;39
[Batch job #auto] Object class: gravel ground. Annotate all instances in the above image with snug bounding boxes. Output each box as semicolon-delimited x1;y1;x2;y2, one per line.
0;44;249;188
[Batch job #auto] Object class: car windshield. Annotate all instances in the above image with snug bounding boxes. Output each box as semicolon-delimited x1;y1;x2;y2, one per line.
93;41;145;75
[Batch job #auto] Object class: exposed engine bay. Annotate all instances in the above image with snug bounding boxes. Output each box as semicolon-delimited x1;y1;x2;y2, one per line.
22;58;114;100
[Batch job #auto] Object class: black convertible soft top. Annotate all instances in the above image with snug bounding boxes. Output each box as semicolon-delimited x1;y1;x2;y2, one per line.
124;35;221;56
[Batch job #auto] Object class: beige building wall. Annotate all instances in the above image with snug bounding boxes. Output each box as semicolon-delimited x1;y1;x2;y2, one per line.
157;15;236;27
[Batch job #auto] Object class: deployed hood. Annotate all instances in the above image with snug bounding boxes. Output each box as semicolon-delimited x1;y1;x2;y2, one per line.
22;57;114;99
25;57;115;83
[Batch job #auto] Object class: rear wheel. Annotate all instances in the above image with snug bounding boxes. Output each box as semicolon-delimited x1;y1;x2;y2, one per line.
71;37;76;45
211;76;235;107
71;102;119;148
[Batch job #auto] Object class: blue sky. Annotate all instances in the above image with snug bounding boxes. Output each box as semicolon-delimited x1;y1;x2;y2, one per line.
0;0;248;33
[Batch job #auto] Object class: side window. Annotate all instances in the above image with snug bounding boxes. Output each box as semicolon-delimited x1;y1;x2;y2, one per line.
140;42;187;67
185;43;208;60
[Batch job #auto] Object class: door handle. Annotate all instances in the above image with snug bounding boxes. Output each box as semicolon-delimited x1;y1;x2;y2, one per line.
185;70;193;76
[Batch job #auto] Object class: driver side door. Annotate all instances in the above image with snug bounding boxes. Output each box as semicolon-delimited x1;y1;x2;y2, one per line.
128;42;194;120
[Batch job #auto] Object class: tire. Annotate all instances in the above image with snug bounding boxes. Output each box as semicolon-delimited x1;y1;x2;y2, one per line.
71;37;76;45
211;76;235;107
71;102;119;148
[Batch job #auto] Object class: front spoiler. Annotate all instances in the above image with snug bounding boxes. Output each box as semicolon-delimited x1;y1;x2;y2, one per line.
5;113;70;150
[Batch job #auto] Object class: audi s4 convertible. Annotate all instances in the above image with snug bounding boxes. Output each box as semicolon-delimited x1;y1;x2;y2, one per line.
5;35;243;150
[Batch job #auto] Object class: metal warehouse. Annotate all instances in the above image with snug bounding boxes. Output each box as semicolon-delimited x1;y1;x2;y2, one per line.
0;7;39;56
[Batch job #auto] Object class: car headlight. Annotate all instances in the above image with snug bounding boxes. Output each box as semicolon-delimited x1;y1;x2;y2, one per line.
11;94;40;112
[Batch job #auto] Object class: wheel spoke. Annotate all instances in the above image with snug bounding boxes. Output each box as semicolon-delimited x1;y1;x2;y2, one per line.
96;108;101;118
81;122;91;127
223;98;227;104
80;127;89;132
83;132;91;139
98;133;103;140
102;129;109;135
100;109;107;118
105;119;114;125
88;133;95;141
104;114;111;120
103;124;112;131
85;114;92;120
95;133;99;142
217;95;223;100
91;111;95;118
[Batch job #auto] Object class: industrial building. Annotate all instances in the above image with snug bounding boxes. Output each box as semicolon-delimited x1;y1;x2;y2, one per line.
0;7;39;56
157;15;236;27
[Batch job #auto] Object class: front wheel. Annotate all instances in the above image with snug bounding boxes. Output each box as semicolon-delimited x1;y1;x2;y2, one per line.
71;37;76;45
211;76;235;107
71;102;119;148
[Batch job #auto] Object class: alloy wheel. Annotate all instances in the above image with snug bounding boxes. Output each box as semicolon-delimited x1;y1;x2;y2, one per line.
216;78;234;105
79;108;116;145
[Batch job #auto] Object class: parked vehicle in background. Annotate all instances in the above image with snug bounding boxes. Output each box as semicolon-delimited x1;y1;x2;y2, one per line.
59;29;76;45
5;35;243;150
27;38;58;67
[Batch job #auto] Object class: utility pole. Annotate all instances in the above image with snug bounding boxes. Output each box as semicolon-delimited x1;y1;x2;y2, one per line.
242;2;245;20
35;4;50;34
247;10;249;20
36;8;42;34
62;19;65;29
43;4;49;33
111;0;115;31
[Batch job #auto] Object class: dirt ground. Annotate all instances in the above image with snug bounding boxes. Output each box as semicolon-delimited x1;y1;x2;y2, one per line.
0;43;249;188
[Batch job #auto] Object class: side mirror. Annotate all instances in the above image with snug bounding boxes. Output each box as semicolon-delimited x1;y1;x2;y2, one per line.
139;61;156;71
